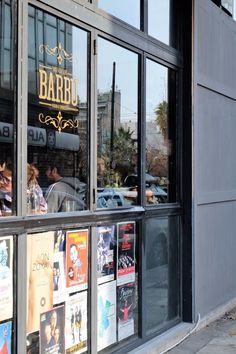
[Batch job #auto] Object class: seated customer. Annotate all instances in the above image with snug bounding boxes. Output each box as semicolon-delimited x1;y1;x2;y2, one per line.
0;163;13;216
27;163;47;214
45;164;86;213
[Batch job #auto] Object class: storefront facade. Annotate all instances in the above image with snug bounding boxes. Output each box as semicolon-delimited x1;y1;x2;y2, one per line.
0;0;193;353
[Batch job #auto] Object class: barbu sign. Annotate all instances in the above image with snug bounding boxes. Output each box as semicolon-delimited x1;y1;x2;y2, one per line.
38;43;79;132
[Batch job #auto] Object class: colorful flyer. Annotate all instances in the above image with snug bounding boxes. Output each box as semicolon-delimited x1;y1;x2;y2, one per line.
66;229;88;292
97;280;116;351
0;236;13;322
65;291;87;354
117;222;136;286
40;305;65;354
53;251;66;305
117;283;136;341
0;321;12;354
27;232;54;334
97;225;115;284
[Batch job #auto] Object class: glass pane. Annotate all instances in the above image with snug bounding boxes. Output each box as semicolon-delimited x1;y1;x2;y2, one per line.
27;6;88;215
148;0;171;46
0;0;16;217
146;216;180;333
97;38;138;208
26;229;89;353
97;222;139;352
146;59;176;204
98;0;140;29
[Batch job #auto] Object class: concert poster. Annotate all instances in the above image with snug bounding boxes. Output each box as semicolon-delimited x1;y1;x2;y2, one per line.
0;321;12;354
117;283;135;341
0;236;13;322
66;229;88;292
65;291;87;354
117;222;135;286
53;251;66;305
40;305;65;354
27;232;54;334
97;225;115;285
97;280;116;351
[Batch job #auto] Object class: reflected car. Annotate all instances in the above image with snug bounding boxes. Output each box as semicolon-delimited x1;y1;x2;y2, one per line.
97;188;126;208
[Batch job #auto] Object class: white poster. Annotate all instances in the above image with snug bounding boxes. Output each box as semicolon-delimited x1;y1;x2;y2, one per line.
97;281;116;351
97;225;115;285
65;291;87;354
0;236;13;322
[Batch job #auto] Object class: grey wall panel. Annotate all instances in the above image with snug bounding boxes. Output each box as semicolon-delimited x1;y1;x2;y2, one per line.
195;202;236;317
196;87;236;204
193;0;236;319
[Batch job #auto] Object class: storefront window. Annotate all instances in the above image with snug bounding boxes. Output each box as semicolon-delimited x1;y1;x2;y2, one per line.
145;216;180;333
28;6;88;215
97;38;138;208
146;59;176;205
148;0;171;45
0;0;16;217
98;1;140;29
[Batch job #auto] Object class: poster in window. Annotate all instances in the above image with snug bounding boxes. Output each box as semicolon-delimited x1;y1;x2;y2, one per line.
40;305;65;354
117;222;135;286
117;283;136;341
27;232;54;334
0;321;12;354
53;251;66;305
66;229;88;292
97;225;115;284
97;280;116;351
54;230;66;253
65;291;87;354
0;236;13;322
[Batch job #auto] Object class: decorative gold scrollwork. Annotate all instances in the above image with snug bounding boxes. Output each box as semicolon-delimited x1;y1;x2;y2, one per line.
39;42;73;65
38;111;79;133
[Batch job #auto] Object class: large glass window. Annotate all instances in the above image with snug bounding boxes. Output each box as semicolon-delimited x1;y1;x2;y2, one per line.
28;6;88;215
145;216;180;333
97;38;138;208
98;1;140;29
146;59;176;205
148;0;171;46
0;0;16;217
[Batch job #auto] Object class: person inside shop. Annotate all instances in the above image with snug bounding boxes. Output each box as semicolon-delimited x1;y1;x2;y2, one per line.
45;163;86;213
97;157;109;188
0;163;13;217
27;163;47;214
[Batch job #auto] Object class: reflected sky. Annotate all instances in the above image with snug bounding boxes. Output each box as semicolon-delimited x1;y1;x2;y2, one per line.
148;0;170;45
146;59;168;122
98;0;140;28
72;27;88;103
98;38;138;123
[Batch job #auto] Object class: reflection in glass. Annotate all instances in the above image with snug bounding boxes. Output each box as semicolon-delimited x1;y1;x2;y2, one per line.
146;59;175;204
0;0;15;217
146;216;180;333
28;6;88;215
98;0;140;29
97;38;138;208
148;0;170;45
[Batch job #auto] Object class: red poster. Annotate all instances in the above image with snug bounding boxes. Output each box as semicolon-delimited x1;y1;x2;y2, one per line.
117;222;135;286
66;229;88;292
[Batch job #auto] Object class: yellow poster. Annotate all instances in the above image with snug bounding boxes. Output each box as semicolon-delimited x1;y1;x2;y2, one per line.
27;231;54;334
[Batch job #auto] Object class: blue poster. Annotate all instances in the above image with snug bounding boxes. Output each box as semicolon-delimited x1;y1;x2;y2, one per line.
0;321;12;354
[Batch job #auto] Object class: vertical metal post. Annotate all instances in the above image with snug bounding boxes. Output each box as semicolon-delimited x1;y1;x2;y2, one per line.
110;61;116;167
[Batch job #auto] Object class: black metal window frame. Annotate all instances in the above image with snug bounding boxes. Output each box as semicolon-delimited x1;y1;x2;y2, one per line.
0;0;193;352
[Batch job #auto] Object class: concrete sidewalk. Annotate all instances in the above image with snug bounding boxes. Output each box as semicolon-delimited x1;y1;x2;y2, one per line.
167;307;236;354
